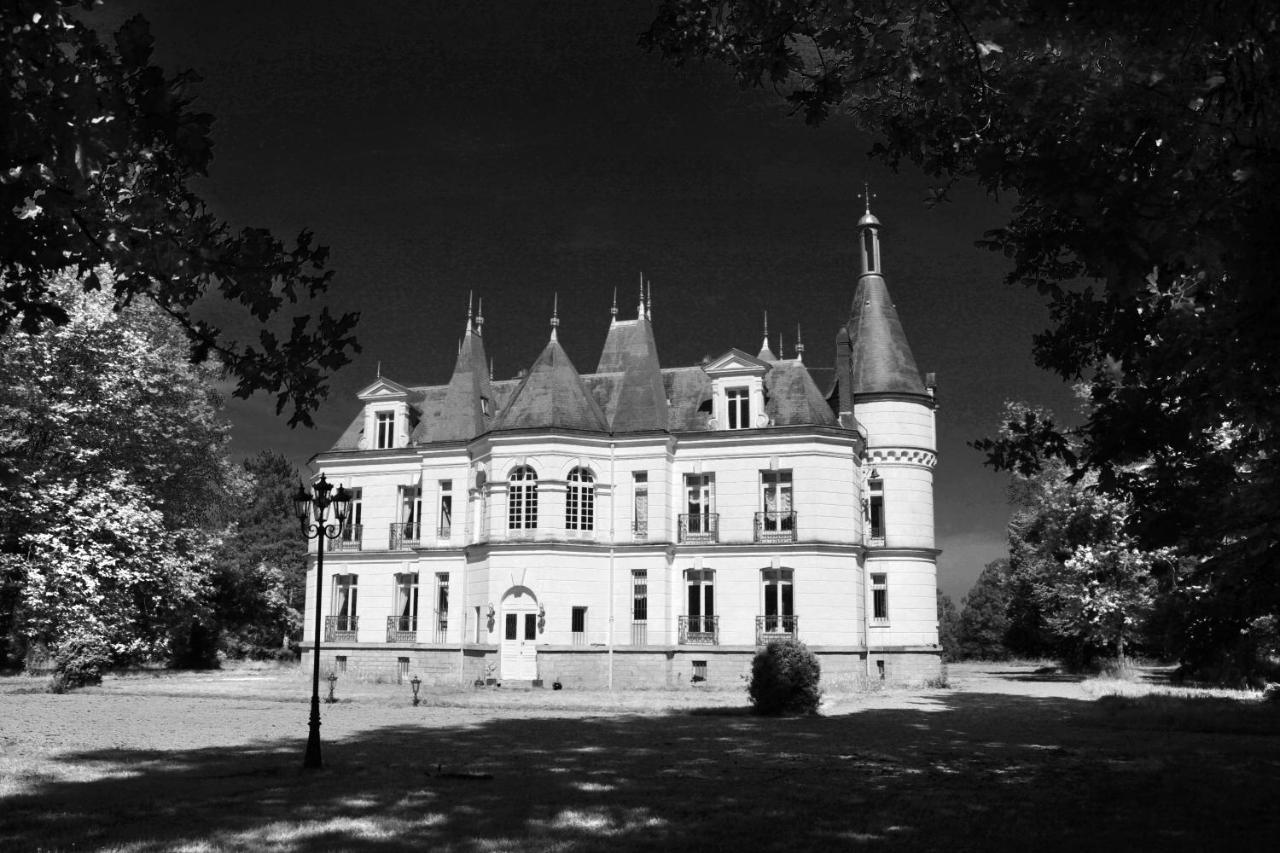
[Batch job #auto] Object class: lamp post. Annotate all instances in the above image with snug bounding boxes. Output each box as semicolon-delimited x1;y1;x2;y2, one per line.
410;674;422;706
293;474;352;770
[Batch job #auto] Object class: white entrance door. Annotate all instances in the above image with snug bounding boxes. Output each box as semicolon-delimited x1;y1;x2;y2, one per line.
500;594;538;680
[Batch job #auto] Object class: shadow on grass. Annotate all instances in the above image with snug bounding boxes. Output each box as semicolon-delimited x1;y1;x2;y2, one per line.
3;691;1278;852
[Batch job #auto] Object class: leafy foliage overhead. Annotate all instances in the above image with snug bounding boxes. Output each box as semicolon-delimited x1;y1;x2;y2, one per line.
645;0;1279;676
2;1;359;426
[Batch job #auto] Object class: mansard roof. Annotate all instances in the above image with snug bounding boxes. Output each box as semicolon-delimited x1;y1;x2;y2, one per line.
492;338;609;432
846;273;926;396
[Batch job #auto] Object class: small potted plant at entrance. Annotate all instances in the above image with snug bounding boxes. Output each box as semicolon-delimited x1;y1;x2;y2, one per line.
484;661;498;686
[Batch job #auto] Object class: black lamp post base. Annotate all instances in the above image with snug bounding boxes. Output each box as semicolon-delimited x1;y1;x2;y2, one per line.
304;696;323;769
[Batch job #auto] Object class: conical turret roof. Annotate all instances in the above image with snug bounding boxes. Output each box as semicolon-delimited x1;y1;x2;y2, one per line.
414;307;494;442
610;314;668;432
846;274;925;396
494;337;609;432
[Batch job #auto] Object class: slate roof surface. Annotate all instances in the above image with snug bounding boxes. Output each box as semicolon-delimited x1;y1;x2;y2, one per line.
413;329;494;443
765;360;839;427
492;338;610;432
846;273;926;396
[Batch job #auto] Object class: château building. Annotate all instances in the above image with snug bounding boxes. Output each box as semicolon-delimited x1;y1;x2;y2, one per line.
302;205;941;687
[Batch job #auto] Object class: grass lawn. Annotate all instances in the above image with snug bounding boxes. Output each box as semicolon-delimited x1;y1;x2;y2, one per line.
1;662;1277;851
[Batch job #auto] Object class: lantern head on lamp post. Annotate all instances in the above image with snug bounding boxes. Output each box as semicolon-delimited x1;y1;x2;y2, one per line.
410;674;422;706
296;474;352;770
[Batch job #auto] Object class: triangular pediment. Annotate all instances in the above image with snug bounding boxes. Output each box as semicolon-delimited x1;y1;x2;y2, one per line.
703;348;770;377
356;377;412;401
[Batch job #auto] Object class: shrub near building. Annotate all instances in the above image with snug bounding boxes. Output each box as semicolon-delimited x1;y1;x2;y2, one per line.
749;639;821;716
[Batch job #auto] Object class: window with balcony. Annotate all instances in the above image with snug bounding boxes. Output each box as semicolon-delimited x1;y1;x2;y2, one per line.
566;467;595;531
435;573;449;643
868;477;885;543
328;574;358;640
438;479;453;538
375;411;395;449
726;386;750;429
334;487;363;550
631;569;648;645
759;568;797;642
681;473;717;543
758;470;795;543
682;569;717;643
632;471;648;538
392;484;421;548
388;572;417;642
871;572;889;623
508;466;538;530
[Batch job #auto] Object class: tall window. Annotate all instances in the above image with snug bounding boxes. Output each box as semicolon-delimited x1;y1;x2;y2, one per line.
400;484;421;535
871;573;888;622
566;467;595;531
868;478;885;542
375;411;395;449
508;466;538;529
760;470;794;532
332;574;358;630
726;387;750;429
394;573;418;632
632;471;648;537
631;569;648;645
686;569;715;629
762;568;794;631
571;606;587;645
685;473;714;534
339;487;363;544
435;573;449;640
438;479;453;537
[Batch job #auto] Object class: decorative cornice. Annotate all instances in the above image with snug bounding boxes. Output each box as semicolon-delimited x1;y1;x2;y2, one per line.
864;447;937;468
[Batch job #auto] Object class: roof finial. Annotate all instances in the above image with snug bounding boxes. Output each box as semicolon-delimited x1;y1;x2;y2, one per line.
376;360;382;378
476;296;484;336
645;278;652;321
638;272;645;319
795;323;805;363
489;358;494;381
758;310;776;361
550;292;560;342
863;178;877;215
465;291;474;336
780;331;785;359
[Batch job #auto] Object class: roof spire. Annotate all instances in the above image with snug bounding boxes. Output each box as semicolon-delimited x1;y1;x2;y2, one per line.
757;310;777;362
475;296;485;336
795;323;805;363
637;272;645;319
465;291;474;337
550;292;560;342
610;286;618;323
858;181;883;276
645;278;652;320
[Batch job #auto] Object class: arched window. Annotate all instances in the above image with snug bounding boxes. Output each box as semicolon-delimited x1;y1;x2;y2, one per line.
508;466;538;529
566;467;595;531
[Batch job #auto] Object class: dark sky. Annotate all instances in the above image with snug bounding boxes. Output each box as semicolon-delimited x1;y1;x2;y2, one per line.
98;0;1076;598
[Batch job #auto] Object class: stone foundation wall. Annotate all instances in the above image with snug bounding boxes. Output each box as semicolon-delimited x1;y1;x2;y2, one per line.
304;644;942;688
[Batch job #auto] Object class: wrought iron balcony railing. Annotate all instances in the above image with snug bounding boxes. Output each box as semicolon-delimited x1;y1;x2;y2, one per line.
325;615;358;642
678;614;719;645
433;615;448;644
386;615;417;643
754;511;797;543
329;524;363;551
678;513;719;544
756;614;799;644
389;521;421;550
631;621;648;646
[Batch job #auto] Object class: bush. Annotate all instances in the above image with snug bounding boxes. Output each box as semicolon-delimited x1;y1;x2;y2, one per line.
749;639;821;716
49;633;112;691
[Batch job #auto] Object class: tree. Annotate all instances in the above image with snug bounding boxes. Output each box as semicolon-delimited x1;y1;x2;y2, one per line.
936;589;960;662
644;1;1280;679
957;559;1012;660
205;451;308;662
2;1;359;426
0;271;236;672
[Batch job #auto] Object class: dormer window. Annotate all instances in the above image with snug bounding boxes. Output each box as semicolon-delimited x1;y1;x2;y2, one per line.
726;387;750;429
375;411;395;449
